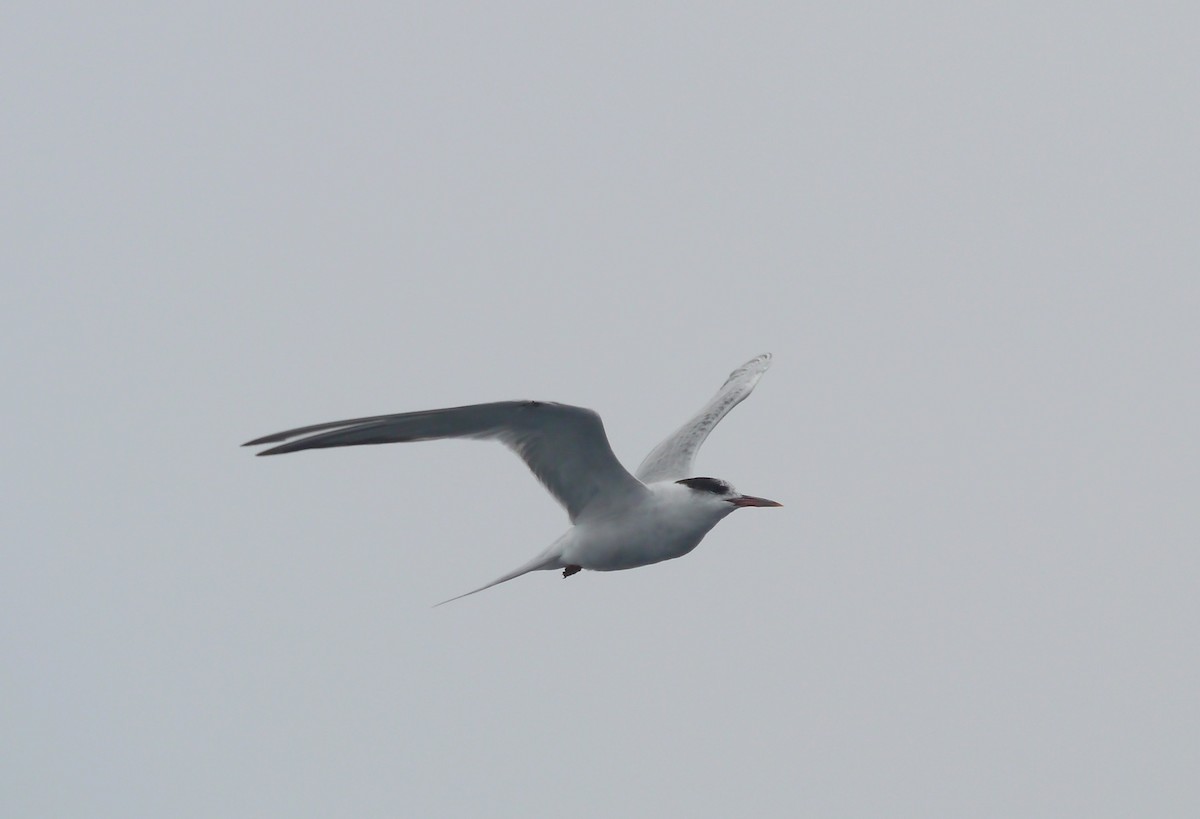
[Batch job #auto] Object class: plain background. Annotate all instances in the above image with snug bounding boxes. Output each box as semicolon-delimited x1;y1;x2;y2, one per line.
4;3;1197;816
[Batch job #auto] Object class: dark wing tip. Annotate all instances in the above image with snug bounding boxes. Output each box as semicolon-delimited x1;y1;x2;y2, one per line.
243;432;290;447
243;434;293;453
247;440;300;456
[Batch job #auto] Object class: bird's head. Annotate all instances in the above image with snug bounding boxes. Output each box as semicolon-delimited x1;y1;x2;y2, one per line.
675;477;782;512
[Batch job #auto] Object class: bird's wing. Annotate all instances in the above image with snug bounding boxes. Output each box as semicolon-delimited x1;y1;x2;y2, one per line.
635;353;773;484
244;401;647;522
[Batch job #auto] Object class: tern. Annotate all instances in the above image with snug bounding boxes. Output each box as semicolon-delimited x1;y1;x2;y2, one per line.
244;354;781;604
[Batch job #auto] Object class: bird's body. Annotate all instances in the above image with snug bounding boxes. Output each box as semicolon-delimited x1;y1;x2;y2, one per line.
564;481;735;570
245;354;780;603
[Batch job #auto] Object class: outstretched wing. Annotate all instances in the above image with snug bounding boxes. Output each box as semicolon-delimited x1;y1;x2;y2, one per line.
635;354;773;484
244;401;648;522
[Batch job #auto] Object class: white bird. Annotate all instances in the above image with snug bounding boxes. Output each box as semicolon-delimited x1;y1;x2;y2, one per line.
244;354;781;604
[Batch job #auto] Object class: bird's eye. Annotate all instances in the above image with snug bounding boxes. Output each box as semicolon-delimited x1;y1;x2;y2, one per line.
675;477;730;495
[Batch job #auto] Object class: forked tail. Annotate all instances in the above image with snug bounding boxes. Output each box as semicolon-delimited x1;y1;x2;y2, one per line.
433;548;563;607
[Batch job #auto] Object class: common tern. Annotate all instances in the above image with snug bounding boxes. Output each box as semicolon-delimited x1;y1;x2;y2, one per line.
244;354;780;604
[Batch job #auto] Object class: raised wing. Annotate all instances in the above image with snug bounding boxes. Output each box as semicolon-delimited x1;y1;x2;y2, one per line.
635;353;773;484
244;401;648;522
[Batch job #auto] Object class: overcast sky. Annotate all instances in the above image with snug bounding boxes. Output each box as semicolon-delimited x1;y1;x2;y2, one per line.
4;3;1198;817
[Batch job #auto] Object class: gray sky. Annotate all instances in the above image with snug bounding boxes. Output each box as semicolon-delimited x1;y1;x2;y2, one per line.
4;3;1198;816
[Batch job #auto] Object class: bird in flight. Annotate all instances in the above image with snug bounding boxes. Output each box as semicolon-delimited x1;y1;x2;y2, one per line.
244;354;780;604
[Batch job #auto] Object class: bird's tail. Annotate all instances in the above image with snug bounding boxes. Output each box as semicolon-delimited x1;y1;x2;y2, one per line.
433;547;563;607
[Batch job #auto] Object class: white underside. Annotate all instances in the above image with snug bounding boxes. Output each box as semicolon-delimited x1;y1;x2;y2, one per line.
559;485;733;570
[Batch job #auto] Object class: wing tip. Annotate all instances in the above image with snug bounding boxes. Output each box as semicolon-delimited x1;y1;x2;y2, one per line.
724;352;772;385
242;432;288;447
242;438;290;455
738;352;772;371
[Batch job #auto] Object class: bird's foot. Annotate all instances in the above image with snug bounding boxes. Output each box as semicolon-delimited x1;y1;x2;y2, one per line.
563;565;582;578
